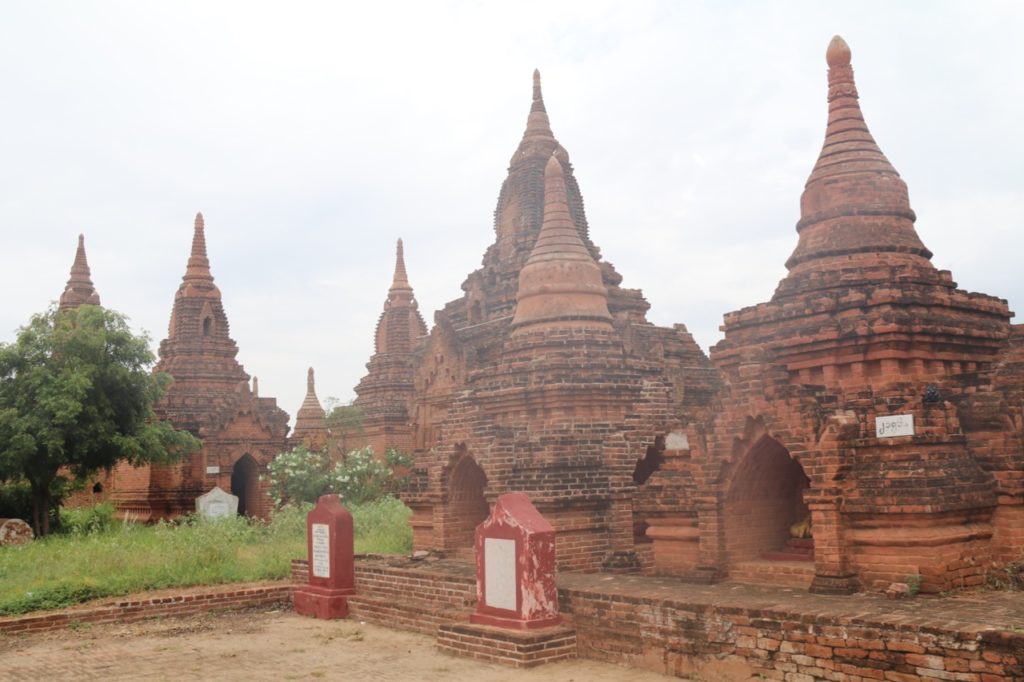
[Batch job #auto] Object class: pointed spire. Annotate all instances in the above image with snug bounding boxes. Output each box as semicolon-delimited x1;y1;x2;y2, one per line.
58;233;101;311
784;36;931;273
390;238;411;292
293;366;327;448
298;367;323;415
184;212;214;283
252;376;259;398
524;68;553;139
512;154;611;332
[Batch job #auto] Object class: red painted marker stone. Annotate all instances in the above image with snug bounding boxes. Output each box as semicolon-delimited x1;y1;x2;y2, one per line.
293;494;355;619
470;492;560;630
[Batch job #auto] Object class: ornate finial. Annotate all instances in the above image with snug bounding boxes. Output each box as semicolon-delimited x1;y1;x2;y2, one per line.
191;212;207;259
531;68;546;114
306;366;315;393
184;211;214;283
391;238;410;289
826;35;852;68
252;376;259;397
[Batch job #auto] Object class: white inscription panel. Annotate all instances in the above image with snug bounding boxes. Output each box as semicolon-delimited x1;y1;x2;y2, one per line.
876;414;914;439
206;466;220;475
207;501;228;519
484;538;517;611
311;523;331;578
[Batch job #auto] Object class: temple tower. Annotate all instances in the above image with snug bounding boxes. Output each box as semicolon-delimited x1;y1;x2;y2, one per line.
292;367;328;451
58;234;101;311
353;238;427;457
702;36;1013;594
138;213;289;519
395;75;716;570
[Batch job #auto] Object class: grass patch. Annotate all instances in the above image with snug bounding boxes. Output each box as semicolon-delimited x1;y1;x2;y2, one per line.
0;496;411;616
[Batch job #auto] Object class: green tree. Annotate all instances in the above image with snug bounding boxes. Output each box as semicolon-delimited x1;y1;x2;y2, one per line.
0;305;200;536
324;400;364;455
265;444;411;507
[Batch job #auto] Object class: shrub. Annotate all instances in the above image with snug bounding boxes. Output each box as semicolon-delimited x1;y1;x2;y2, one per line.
59;502;115;535
265;445;412;507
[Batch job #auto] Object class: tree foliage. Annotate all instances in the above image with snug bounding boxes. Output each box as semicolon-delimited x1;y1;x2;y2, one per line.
0;305;200;535
324;400;365;455
265;444;411;507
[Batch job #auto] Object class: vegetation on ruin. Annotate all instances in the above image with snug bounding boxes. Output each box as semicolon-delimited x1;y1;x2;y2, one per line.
0;305;200;535
0;496;411;616
265;444;412;507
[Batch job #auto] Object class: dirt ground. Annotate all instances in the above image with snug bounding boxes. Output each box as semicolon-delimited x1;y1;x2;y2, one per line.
0;606;682;681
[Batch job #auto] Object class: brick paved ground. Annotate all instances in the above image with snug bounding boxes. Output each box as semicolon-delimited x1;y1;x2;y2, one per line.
0;605;680;682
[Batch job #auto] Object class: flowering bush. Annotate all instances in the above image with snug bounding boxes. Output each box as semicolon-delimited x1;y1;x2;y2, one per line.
264;445;412;507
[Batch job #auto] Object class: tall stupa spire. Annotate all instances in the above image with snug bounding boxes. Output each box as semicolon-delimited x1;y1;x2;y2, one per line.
58;234;101;311
391;238;411;292
184;212;214;284
784;35;931;274
524;68;553;139
511;154;611;332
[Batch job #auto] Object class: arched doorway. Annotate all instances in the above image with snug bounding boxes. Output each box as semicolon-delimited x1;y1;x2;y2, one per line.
724;436;811;565
446;454;489;558
231;454;259;517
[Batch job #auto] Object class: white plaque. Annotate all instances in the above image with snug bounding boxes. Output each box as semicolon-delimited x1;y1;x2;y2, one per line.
206;466;220;475
876;414;914;438
484;537;516;611
311;523;330;578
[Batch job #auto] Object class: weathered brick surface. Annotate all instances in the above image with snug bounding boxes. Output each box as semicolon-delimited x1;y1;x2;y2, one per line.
299;557;1024;681
0;583;292;636
350;41;1023;591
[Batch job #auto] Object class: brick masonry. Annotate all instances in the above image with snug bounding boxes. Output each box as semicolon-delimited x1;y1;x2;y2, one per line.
298;557;1024;681
0;583;292;636
350;38;1024;593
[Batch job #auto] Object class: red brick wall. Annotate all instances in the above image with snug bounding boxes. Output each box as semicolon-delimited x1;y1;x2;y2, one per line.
0;583;292;636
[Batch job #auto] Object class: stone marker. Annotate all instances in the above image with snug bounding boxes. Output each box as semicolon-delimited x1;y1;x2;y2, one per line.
471;492;560;630
0;518;33;546
195;486;239;520
293;494;355;619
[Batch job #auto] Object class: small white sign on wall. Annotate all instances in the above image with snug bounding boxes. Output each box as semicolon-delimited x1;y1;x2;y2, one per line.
206;466;220;475
484;538;517;611
876;414;914;439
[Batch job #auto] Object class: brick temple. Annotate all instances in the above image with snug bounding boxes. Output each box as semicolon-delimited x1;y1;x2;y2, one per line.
353;37;1023;593
65;214;290;520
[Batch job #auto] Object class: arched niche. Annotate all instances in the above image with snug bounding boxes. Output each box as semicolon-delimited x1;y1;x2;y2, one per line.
723;435;811;564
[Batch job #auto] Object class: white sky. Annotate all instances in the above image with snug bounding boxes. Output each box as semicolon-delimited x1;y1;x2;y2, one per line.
2;1;1022;424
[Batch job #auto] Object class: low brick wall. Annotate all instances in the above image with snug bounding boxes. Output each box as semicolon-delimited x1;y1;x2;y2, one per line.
293;557;476;635
292;557;1024;681
0;583;292;636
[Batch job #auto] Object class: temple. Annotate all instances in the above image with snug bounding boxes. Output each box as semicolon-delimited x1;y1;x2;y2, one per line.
84;214;290;520
50;36;1022;593
353;38;1023;592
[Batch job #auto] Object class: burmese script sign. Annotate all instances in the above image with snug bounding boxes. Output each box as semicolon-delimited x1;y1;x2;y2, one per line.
311;523;330;578
876;414;914;438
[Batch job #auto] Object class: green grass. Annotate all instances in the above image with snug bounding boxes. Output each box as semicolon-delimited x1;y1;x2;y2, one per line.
0;496;412;616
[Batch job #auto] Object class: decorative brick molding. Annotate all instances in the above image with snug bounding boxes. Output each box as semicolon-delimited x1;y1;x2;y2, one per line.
0;583;292;636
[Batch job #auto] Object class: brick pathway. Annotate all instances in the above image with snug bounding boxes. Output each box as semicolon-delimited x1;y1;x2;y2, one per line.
0;606;679;682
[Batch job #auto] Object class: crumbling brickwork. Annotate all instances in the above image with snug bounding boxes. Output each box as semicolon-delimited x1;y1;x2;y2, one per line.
353;38;1023;591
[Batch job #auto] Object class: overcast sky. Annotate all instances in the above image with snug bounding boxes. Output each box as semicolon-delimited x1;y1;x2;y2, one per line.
2;1;1022;423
